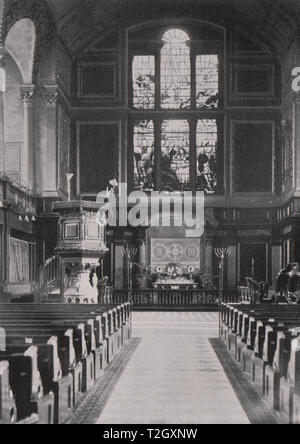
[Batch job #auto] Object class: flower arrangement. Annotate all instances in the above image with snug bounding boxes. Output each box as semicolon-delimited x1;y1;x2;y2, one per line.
166;263;184;278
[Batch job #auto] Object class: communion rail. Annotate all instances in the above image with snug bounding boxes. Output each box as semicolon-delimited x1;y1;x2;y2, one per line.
112;288;239;309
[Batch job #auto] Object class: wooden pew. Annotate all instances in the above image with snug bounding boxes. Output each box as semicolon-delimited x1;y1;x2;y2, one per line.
0;303;131;424
0;361;17;424
0;344;55;424
221;302;300;423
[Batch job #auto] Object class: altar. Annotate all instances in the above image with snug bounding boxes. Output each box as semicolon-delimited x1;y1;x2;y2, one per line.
153;278;198;290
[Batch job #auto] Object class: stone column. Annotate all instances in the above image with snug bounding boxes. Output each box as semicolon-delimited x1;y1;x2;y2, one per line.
21;85;35;189
43;88;59;196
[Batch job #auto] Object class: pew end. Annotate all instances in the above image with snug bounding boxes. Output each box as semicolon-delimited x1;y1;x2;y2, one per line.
0;361;17;424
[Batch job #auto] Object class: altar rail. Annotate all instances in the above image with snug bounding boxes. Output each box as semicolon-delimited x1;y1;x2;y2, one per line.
112;288;239;309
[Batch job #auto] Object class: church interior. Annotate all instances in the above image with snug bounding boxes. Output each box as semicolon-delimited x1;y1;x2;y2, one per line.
0;0;300;426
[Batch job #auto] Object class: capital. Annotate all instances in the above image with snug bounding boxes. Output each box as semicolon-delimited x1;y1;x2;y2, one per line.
45;91;59;105
21;85;35;106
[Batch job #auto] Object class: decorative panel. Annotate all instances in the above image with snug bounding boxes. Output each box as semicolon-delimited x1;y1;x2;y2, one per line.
231;64;275;98
77;62;117;99
151;238;201;270
232;121;274;193
64;223;80;239
79;123;119;195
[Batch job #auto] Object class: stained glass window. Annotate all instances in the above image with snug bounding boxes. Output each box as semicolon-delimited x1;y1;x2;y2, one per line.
161;120;190;190
132;56;155;109
196;120;218;193
196;55;219;109
161;29;191;109
134;120;155;190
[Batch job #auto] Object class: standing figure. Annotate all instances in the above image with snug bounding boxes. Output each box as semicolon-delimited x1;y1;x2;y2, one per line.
89;260;110;303
288;263;300;303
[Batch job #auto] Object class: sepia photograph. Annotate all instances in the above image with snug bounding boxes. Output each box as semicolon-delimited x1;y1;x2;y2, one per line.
0;0;299;429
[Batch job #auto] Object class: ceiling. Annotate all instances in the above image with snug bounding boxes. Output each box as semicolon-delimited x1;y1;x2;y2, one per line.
44;0;300;55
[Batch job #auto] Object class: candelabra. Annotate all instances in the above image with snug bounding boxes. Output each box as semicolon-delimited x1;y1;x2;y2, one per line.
96;208;109;252
214;247;231;292
121;245;137;300
214;247;231;338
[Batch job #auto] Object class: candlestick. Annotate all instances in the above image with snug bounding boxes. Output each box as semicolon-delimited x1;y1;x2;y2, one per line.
66;173;74;201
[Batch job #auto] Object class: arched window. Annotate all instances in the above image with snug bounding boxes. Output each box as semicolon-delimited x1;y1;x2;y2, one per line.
160;29;191;109
130;26;222;193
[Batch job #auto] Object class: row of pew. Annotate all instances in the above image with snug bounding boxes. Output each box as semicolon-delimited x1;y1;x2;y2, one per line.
0;302;131;424
220;302;300;424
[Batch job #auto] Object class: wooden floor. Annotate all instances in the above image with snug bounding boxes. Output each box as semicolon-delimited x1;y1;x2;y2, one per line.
96;312;250;424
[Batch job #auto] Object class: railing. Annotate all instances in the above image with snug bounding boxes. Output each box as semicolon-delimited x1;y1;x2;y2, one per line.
39;256;60;301
0;173;36;214
112;288;239;308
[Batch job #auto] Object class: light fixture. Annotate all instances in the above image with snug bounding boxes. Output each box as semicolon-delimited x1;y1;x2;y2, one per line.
24;215;29;222
18;215;23;221
31;215;36;222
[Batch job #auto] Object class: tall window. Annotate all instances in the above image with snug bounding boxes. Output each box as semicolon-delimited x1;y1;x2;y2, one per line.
130;27;222;193
196;55;219;109
161;29;191;109
134;120;155;190
132;56;155;109
161;120;190;190
197;120;218;193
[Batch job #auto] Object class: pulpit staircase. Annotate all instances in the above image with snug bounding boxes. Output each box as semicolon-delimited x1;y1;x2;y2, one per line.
38;255;60;302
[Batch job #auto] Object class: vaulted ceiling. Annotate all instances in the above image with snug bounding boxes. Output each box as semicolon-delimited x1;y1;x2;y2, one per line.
45;0;300;55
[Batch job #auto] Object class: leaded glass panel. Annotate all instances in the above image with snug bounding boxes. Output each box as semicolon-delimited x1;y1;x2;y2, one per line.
134;120;155;190
133;55;155;109
161;120;190;190
196;119;218;193
161;29;191;109
196;55;219;109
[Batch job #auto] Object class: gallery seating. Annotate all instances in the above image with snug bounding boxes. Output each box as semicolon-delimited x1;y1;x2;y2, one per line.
220;302;300;424
0;302;131;424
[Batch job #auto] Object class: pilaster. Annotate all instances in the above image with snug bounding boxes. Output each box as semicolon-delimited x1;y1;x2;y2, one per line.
20;84;35;189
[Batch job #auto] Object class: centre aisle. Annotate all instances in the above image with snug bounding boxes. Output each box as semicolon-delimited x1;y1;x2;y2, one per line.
97;312;249;424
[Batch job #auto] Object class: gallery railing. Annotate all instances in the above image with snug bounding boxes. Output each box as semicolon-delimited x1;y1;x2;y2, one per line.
111;288;239;307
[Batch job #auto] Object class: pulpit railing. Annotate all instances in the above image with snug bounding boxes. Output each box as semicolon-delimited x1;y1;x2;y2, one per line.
39;255;60;301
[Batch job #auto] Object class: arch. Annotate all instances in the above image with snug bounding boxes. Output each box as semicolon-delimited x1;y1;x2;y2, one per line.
2;52;24;184
4;18;36;84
